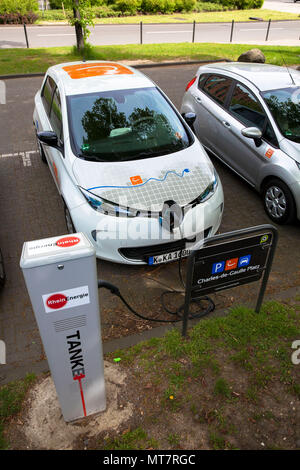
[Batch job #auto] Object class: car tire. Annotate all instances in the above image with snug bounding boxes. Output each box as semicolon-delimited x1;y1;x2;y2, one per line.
262;179;296;225
0;248;6;288
64;204;76;234
36;133;47;164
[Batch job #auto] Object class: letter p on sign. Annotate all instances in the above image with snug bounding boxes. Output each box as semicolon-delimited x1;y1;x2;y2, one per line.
0;340;5;364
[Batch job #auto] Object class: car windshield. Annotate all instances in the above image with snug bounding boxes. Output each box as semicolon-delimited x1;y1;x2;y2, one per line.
67;87;191;162
262;87;300;143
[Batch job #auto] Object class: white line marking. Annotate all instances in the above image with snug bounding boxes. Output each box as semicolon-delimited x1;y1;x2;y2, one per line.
146;30;192;34
241;28;285;31
38;33;75;37
0;150;37;164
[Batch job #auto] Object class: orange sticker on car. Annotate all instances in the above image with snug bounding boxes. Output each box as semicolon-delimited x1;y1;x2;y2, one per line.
265;148;274;159
62;63;134;79
130;175;143;185
52;161;59;184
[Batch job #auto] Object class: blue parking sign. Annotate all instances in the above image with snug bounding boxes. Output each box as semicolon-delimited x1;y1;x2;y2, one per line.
238;255;251;268
212;261;225;274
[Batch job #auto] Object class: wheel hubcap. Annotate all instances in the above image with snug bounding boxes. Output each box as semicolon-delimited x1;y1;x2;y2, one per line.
265;186;287;218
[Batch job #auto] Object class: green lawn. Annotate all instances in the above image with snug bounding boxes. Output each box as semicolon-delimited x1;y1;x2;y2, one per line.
36;9;299;24
0;43;299;76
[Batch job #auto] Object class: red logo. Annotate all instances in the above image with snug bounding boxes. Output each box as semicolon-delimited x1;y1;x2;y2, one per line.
56;236;80;248
46;293;67;310
225;258;238;271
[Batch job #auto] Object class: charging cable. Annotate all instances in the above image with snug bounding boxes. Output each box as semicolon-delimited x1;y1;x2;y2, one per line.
98;231;215;324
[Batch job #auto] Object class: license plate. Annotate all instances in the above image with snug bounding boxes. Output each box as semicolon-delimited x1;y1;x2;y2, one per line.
148;249;190;265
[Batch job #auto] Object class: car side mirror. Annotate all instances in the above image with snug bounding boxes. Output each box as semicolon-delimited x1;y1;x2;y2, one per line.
241;127;263;147
182;112;196;131
37;131;63;153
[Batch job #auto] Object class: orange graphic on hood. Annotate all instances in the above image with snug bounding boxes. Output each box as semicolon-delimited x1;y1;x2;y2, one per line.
130;175;143;185
62;62;134;79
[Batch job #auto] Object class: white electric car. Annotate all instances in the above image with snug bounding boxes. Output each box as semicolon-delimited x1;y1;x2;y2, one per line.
33;61;224;264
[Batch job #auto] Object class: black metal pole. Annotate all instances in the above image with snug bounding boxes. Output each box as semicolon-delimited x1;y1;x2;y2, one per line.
230;19;234;43
192;20;196;43
265;19;271;41
23;23;29;48
140;21;143;45
255;227;278;313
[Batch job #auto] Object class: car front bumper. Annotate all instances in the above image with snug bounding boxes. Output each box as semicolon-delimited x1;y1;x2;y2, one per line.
69;180;224;264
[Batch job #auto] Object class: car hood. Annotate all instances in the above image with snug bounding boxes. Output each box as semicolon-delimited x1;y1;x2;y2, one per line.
72;144;215;212
280;138;300;164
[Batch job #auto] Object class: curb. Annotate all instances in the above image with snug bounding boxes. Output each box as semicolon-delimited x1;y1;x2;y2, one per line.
0;59;230;80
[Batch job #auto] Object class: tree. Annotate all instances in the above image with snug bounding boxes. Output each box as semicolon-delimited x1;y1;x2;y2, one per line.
65;0;94;52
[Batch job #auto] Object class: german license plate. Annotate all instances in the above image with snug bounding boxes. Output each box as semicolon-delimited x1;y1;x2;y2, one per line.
148;249;190;265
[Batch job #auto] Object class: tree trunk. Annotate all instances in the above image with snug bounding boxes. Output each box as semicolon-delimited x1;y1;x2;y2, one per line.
73;2;84;52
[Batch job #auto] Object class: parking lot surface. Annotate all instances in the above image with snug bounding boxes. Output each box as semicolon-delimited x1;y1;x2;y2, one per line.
0;64;299;383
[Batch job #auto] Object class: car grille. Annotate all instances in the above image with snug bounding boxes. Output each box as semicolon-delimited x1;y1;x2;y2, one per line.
119;227;211;262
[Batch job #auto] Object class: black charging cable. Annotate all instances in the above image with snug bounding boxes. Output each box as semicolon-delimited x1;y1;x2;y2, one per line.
98;247;215;323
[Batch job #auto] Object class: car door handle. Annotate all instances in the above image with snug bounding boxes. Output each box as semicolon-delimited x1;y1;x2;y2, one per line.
222;121;231;128
192;94;202;103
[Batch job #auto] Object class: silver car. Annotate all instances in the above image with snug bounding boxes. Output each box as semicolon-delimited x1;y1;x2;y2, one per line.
181;62;300;224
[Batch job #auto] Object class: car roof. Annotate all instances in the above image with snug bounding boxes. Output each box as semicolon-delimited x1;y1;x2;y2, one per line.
200;62;300;91
47;61;154;96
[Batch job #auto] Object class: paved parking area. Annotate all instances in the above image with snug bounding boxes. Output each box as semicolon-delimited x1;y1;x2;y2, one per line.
0;64;299;383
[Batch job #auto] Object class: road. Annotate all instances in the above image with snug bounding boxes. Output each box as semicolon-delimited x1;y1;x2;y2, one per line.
263;0;300;14
0;63;299;384
0;20;300;48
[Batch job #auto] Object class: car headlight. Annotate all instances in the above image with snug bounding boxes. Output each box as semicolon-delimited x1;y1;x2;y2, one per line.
190;169;219;205
79;187;139;218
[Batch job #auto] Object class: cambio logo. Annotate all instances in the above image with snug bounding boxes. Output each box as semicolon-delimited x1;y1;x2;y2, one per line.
0;81;6;105
0;340;6;365
291;340;300;365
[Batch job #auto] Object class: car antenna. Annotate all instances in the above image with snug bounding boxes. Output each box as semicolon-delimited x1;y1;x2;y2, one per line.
281;53;295;85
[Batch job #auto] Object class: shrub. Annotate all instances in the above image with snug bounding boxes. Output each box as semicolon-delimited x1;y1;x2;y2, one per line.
200;0;263;8
93;5;124;17
37;9;70;20
114;0;142;13
141;0;176;14
0;0;38;14
0;11;38;23
195;1;231;11
174;0;196;12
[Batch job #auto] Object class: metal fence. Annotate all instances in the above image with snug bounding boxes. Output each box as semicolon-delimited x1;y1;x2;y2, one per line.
3;19;299;49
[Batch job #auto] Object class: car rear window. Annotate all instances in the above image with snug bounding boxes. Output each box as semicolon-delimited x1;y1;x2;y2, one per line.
203;75;233;106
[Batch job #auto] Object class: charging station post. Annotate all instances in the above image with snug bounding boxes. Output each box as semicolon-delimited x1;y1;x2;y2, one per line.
20;233;106;422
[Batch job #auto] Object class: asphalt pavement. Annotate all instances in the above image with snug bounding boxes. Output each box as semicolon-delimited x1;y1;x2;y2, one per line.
0;19;300;49
0;64;299;385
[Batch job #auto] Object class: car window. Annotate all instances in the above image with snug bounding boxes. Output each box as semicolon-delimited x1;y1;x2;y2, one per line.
229;83;266;131
67;87;191;162
264;122;278;147
198;73;209;89
203;75;233;106
50;87;63;141
42;76;56;116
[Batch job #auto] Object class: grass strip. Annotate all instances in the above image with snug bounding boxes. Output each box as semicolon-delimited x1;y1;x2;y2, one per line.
0;43;299;76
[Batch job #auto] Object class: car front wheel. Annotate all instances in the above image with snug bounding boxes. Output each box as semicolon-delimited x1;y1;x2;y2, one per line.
262;179;296;225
